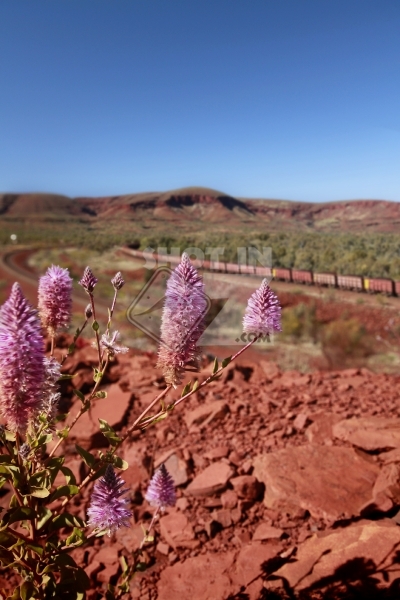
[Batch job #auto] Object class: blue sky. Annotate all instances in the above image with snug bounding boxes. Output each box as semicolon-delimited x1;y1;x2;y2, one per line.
1;1;400;201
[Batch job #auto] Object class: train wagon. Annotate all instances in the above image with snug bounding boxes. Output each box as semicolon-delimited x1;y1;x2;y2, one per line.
337;274;363;291
239;264;255;275
291;269;313;285
314;272;336;287
364;278;394;295
225;262;241;274
272;268;292;282
255;266;272;278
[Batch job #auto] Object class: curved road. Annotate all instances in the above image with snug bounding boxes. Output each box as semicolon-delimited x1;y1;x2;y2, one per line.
0;248;108;317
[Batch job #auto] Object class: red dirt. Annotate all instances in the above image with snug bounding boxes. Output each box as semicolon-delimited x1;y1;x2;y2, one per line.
2;335;400;599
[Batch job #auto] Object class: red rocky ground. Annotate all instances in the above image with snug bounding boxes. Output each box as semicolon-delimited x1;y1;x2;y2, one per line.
2;337;400;599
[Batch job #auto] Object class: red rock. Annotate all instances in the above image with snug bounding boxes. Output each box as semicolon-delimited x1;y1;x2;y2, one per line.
230;475;260;501
306;412;341;445
333;417;400;451
184;401;229;429
115;523;143;552
95;543;123;565
90;383;132;430
203;445;230;460
221;489;238;509
164;453;188;486
273;520;400;590
122;442;147;491
159;511;198;550
157;552;235;600
293;413;308;431
228;450;242;466
372;463;400;506
252;523;284;541
156;541;169;555
185;462;234;497
85;560;102;581
253;445;379;520
232;541;283;588
97;563;120;583
260;361;281;379
211;508;232;528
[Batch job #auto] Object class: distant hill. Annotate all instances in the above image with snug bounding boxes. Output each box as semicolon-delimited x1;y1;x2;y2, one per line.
1;187;399;233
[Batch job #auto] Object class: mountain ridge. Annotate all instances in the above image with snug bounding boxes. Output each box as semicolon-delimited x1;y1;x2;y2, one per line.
0;187;399;233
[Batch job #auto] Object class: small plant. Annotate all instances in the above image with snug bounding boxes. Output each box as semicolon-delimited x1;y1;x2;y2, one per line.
0;256;281;599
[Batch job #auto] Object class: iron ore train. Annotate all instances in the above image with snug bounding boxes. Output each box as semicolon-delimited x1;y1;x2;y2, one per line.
122;248;400;297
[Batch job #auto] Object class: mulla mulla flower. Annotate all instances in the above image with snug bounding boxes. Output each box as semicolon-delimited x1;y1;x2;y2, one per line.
0;283;45;431
87;465;132;536
111;272;125;291
243;279;282;337
99;330;128;357
157;253;208;386
145;464;176;512
79;267;98;294
38;265;72;336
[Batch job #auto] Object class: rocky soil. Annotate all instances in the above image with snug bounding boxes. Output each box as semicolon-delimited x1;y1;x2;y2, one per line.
2;336;400;599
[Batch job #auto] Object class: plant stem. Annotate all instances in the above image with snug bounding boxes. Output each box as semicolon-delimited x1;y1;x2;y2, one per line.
46;356;109;461
140;506;160;549
90;293;102;366
140;337;260;428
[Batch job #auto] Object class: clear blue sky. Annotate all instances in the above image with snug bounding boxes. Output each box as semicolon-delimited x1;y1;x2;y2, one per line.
1;1;400;201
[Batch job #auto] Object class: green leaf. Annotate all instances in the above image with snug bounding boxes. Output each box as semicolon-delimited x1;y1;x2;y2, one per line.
93;368;103;383
60;466;77;486
181;382;191;397
4;430;16;442
113;456;128;471
92;320;99;332
65;527;85;547
29;469;50;489
57;427;69;439
20;580;37;600
54;413;68;422
36;433;53;446
192;380;199;392
37;507;52;530
94;390;107;399
59;373;74;380
144;412;168;426
73;389;85;402
30;488;50;499
48;513;85;532
49;485;79;503
26;542;43;556
119;555;128;573
221;356;232;368
47;457;64;486
68;343;75;355
5;506;35;525
212;357;219;374
75;445;96;469
98;419;121;445
73;327;81;342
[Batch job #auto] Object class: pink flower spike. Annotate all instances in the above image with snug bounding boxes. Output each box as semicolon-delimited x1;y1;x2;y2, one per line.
0;283;45;432
145;464;176;512
87;465;132;536
79;267;98;294
243;279;282;337
38;265;72;335
157;253;208;386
